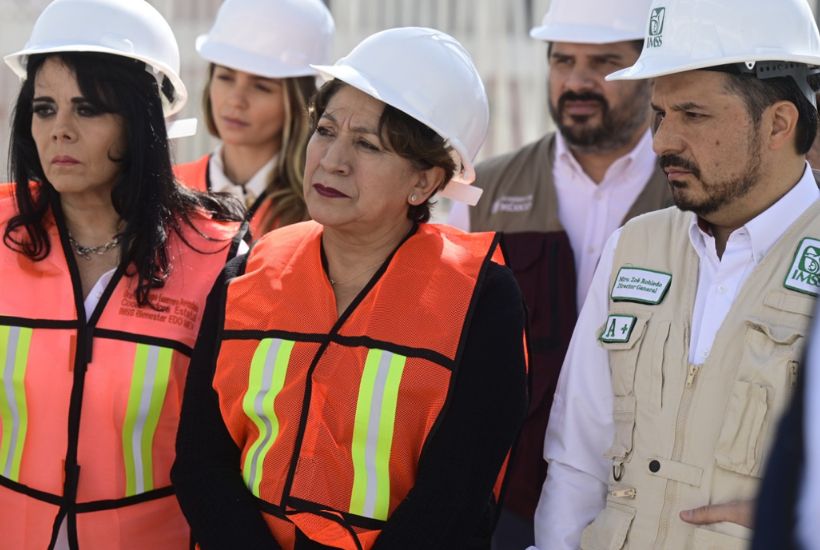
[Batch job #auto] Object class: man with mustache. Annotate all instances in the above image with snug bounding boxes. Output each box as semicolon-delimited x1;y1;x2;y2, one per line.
533;0;820;548
447;1;669;548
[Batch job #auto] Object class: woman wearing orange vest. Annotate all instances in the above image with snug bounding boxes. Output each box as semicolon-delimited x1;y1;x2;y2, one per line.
174;0;335;241
0;1;244;548
173;27;528;549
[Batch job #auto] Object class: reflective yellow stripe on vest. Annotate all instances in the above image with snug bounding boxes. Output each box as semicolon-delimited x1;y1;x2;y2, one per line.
242;338;295;497
0;325;33;481
350;349;406;520
122;344;174;496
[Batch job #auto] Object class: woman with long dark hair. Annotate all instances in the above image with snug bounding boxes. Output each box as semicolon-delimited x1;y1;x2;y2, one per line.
0;1;243;548
175;0;334;240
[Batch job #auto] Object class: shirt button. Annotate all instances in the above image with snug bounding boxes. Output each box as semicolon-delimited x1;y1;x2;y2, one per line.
594;191;603;200
717;285;727;294
649;459;661;473
587;246;596;254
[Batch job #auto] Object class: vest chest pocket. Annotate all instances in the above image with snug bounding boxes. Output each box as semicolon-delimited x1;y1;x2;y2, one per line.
579;500;636;550
599;314;650;396
600;314;652;467
715;319;803;478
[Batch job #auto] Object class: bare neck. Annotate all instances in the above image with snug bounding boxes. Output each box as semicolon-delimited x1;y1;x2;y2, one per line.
322;218;414;315
221;143;279;186
569;125;648;184
60;191;121;245
59;191;123;301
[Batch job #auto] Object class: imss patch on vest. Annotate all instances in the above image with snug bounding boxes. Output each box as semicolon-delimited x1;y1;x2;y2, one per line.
784;237;820;296
611;267;672;304
600;315;637;343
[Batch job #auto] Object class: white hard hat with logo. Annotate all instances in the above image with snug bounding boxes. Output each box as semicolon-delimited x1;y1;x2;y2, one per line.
5;0;187;119
607;0;820;106
311;27;490;206
197;0;335;79
530;0;655;44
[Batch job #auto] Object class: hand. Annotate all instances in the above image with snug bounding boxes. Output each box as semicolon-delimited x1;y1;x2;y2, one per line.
679;500;755;528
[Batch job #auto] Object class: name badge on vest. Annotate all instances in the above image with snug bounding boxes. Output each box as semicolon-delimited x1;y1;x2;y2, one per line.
611;267;672;305
784;237;820;296
600;315;637;343
491;194;533;214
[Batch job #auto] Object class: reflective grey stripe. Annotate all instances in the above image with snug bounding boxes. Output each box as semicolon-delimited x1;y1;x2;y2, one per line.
361;350;394;517
2;327;21;478
129;345;160;493
245;338;284;491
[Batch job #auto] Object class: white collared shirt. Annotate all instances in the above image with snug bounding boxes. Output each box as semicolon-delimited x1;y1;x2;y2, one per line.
448;129;656;309
531;164;820;550
208;144;276;206
553;129;656;308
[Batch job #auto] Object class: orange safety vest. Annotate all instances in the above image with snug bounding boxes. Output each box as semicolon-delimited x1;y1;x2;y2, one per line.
213;220;513;549
174;154;274;241
0;194;242;549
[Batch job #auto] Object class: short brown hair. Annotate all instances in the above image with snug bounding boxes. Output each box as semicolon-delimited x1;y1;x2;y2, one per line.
309;79;456;223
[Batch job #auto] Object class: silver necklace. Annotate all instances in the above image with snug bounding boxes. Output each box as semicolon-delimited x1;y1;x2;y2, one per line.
329;260;385;287
68;233;121;260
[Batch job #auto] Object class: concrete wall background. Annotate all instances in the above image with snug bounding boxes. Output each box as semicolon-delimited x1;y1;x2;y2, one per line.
0;0;817;181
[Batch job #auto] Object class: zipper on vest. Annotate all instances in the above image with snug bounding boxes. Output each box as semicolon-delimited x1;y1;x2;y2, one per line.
609;486;637;499
654;363;700;549
789;361;799;387
685;364;700;387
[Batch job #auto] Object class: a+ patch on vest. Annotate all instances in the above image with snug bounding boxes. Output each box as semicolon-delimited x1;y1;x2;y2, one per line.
600;315;637;343
785;237;820;296
611;267;672;304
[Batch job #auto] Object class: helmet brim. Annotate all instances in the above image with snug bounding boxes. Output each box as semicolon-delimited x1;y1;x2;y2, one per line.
530;23;645;44
608;52;820;81
196;34;319;79
4;44;188;117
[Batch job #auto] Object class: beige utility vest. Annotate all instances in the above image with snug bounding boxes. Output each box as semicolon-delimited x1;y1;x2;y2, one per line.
580;204;820;550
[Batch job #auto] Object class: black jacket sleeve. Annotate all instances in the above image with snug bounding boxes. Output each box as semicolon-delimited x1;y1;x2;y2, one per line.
171;253;283;550
372;262;529;550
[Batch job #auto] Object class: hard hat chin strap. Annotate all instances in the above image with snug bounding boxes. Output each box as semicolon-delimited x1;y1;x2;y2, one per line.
735;61;820;109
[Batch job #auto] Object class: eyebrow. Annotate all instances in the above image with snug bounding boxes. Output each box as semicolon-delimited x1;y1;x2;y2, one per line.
651;101;706;112
321;111;380;136
32;96;88;104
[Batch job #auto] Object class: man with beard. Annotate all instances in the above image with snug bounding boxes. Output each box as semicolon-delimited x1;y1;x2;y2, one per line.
447;1;669;548
532;0;820;548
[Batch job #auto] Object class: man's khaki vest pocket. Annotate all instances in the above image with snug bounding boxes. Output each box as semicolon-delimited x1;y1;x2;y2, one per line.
714;380;768;477
580;501;636;550
600;314;650;396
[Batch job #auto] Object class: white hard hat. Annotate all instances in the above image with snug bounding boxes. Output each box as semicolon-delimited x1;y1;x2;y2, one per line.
608;0;820;89
197;0;334;79
312;27;490;206
530;0;654;44
4;0;187;117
